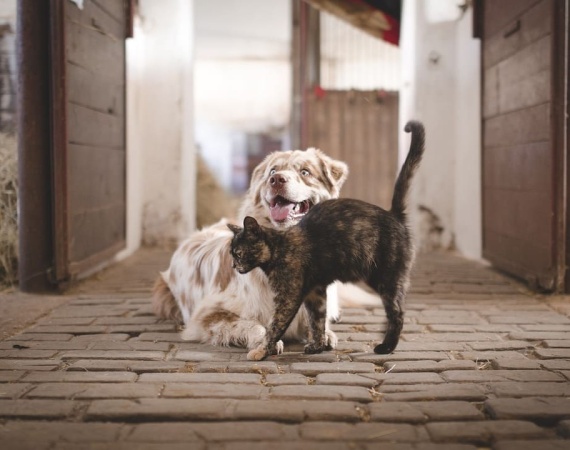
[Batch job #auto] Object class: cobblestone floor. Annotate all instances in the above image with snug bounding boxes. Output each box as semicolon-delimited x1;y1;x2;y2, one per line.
1;248;570;449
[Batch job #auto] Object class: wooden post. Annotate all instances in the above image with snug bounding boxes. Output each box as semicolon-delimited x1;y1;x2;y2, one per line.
16;0;56;292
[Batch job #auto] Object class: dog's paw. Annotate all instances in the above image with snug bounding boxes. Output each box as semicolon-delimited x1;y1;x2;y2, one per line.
304;342;325;354
325;329;338;350
275;340;284;355
247;345;268;361
247;324;267;348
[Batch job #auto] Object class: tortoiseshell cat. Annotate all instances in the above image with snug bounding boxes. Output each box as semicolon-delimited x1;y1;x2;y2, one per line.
228;121;425;361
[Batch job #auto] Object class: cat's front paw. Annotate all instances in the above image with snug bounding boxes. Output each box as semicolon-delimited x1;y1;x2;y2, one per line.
275;340;284;355
325;329;338;350
247;345;268;361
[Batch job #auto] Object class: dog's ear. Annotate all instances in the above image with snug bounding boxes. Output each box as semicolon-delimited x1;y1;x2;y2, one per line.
243;216;262;236
227;223;242;235
310;149;349;195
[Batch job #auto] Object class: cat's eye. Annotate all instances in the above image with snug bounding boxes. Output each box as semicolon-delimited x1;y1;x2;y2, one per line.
300;168;310;177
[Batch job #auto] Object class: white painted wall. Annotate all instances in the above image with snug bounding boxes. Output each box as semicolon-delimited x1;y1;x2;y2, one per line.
118;0;196;258
400;0;482;260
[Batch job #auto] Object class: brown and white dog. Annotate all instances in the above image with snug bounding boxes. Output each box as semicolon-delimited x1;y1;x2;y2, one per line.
152;148;349;349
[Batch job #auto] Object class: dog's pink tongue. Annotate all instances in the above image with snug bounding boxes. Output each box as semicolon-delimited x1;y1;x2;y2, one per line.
270;203;294;222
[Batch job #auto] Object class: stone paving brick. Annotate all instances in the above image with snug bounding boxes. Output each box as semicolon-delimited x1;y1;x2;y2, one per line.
270;385;373;402
22;371;138;382
543;340;570;348
490;382;570;397
0;370;24;381
0;340;89;350
0;359;60;371
539;360;570;370
493;440;570;450
491;358;541;370
54;443;201;450
72;333;130;342
351;352;450;363
520;324;570;331
90;341;171;351
0;349;59;358
264;374;307;386
0;383;32;399
426;420;546;444
138;373;262;383
289;362;376;375
441;369;564;382
163;383;267;399
369;401;483;423
135;333;185;342
457;351;529;361
404;333;502;342
66;359;185;372
467;340;532;351
485;397;570;422
0;420;123;443
0;399;77;419
380;385;487;402
299;422;430;442
534;348;570;359
28;325;109;334
48;306;132;318
106;324;177;333
194;362;279;374
509;331;570;340
394;341;468;351
41;317;95;326
382;360;477;372
7;333;74;341
315;373;379;387
60;350;166;360
26;382;161;399
365;372;445;385
93;317;162;325
211;443;350;450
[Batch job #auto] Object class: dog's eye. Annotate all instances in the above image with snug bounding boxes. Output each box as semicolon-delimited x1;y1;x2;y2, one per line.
269;169;276;176
300;169;311;177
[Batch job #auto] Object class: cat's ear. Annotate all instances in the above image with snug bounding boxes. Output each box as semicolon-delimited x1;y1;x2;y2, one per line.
243;216;262;236
227;223;242;235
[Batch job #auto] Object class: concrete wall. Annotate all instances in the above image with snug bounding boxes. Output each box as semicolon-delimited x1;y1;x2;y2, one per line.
118;0;196;258
400;0;482;260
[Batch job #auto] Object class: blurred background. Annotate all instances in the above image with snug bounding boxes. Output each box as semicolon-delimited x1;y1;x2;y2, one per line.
4;0;569;295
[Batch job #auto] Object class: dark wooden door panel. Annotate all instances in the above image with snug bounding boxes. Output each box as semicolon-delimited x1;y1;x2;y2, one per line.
306;90;398;209
481;0;566;291
52;0;127;282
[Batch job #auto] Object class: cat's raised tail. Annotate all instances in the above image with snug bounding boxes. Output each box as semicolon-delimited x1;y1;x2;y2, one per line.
390;120;426;218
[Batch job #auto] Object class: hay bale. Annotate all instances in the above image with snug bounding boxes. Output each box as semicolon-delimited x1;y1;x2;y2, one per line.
0;132;18;287
196;154;239;229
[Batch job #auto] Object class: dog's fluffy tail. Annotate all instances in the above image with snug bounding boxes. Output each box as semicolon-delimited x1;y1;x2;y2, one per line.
152;273;183;324
391;120;426;218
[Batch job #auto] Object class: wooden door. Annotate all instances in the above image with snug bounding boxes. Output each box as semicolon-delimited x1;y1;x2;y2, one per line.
479;0;568;291
51;0;128;283
306;89;399;209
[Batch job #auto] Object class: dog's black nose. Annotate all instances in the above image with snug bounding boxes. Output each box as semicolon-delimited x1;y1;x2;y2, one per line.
270;175;287;186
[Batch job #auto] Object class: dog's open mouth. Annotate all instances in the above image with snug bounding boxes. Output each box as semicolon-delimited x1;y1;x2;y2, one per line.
269;196;311;222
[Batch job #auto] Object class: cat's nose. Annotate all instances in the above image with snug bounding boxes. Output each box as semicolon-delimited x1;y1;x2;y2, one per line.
270;174;287;186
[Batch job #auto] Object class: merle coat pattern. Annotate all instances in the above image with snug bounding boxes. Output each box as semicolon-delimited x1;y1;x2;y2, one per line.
228;121;425;361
